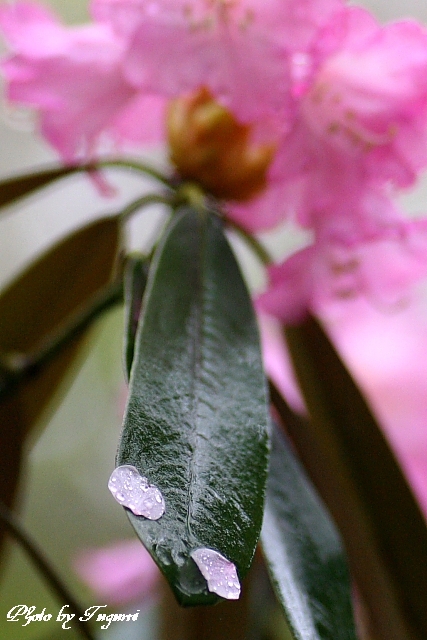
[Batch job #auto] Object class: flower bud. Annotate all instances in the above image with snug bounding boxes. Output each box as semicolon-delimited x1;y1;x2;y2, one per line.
167;87;276;202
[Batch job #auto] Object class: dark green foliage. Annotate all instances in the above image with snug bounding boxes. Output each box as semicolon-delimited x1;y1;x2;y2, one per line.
117;206;270;605
262;423;357;640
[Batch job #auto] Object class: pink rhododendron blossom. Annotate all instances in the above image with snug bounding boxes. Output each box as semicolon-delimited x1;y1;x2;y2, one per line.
302;7;427;181
260;300;427;519
74;539;160;606
0;2;159;160
257;216;427;323
230;6;427;232
0;0;347;164
91;0;344;124
2;0;427;319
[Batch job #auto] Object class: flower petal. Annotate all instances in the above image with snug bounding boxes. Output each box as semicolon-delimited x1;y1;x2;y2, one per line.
74;539;159;606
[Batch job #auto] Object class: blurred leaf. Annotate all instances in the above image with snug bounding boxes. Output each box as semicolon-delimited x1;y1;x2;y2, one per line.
284;316;427;640
262;422;357;640
123;254;149;381
0;216;121;555
117;205;270;605
0;165;85;210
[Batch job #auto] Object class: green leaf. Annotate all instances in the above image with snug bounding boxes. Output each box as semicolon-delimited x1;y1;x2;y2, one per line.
262;422;357;640
117;205;270;605
284;316;427;640
0;216;121;556
0;165;85;210
123;254;149;381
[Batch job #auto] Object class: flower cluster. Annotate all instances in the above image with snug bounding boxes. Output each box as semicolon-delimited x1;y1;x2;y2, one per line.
253;6;427;320
2;0;427;320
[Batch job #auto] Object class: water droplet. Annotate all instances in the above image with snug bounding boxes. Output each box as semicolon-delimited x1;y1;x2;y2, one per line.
108;465;165;520
190;548;241;600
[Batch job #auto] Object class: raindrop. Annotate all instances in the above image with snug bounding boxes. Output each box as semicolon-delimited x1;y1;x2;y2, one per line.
190;548;241;600
108;465;165;520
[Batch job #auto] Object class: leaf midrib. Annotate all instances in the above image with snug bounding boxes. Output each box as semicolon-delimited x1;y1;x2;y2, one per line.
186;212;209;544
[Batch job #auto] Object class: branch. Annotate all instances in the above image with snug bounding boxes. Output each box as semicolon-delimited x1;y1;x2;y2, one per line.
0;501;96;640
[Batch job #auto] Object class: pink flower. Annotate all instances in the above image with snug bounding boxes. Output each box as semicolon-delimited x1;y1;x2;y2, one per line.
302;9;427;169
91;0;343;124
257;212;427;323
230;6;427;232
253;6;427;323
3;0;427;304
260;298;427;519
0;2;162;160
0;0;346;164
74;539;160;606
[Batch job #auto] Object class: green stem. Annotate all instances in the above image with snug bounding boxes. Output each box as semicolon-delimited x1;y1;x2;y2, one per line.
0;280;123;400
173;182;207;211
119;192;174;222
228;221;272;266
0;501;96;640
94;158;172;187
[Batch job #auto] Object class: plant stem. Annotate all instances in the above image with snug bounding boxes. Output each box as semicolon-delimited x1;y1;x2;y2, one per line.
119;192;174;222
227;222;272;266
95;158;171;187
173;182;208;211
0;501;96;640
0;280;123;400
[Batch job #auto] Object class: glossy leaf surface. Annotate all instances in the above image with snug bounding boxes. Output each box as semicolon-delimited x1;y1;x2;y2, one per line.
285;316;427;640
262;422;357;640
117;205;270;605
0;217;121;555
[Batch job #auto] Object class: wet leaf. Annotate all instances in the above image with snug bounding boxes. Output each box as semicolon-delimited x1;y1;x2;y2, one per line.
116;205;270;605
0;216;121;554
284;316;427;640
262;422;357;640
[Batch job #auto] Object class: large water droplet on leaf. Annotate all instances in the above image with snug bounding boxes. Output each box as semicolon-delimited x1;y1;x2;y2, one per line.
108;465;165;520
190;548;241;600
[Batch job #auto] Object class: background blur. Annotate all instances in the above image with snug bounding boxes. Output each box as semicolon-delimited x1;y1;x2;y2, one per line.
0;1;427;639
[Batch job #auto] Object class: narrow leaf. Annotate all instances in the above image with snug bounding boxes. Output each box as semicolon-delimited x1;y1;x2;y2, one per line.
285;316;427;640
116;205;270;605
0;165;85;210
0;217;121;555
262;422;357;640
123;254;149;381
